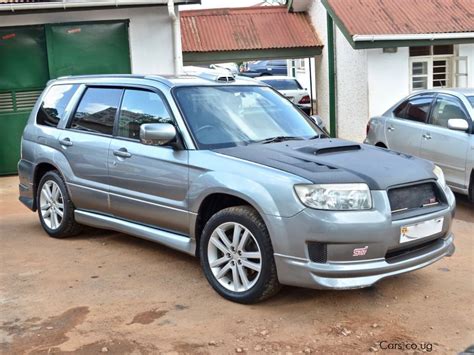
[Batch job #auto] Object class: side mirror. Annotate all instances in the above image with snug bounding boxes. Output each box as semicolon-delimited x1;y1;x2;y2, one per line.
310;115;324;128
447;118;469;132
140;123;177;146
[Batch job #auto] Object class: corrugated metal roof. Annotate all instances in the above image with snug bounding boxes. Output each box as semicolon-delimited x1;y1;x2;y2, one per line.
180;6;323;53
325;0;474;35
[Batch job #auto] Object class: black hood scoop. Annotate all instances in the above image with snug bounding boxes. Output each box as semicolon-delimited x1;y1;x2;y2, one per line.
298;144;361;155
214;138;435;190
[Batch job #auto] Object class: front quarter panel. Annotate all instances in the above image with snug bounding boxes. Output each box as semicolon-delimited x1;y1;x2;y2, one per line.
187;150;309;221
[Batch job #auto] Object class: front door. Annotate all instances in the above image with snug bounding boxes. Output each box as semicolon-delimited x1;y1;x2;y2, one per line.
385;93;435;156
420;94;471;190
108;89;190;235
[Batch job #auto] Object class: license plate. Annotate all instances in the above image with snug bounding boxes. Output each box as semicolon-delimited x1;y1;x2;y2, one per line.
400;217;444;243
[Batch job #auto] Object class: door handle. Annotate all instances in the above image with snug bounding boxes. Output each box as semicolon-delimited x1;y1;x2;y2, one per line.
59;138;73;147
113;148;132;158
422;133;432;140
387;126;395;132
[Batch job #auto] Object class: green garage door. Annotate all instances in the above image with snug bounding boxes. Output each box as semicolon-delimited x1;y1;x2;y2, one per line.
46;22;131;78
0;21;131;175
0;26;48;175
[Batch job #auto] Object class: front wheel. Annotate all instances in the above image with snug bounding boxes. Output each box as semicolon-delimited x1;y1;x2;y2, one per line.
199;206;281;303
37;170;82;238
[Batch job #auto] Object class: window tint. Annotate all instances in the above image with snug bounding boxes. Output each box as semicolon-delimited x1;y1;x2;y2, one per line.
393;95;434;123
70;88;122;135
37;84;78;127
118;90;172;140
467;96;474;109
431;96;468;128
261;79;302;90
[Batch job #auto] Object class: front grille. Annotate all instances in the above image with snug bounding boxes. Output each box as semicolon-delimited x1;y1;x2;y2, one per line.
308;242;327;263
388;183;439;213
385;238;443;264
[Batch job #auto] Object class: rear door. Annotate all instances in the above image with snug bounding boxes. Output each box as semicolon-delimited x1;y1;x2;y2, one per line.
385;94;435;156
59;86;123;213
108;88;190;235
420;94;471;189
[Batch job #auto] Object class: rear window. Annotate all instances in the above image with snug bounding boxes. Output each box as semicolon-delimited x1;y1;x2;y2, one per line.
261;79;302;91
393;95;434;123
69;87;122;135
36;84;78;127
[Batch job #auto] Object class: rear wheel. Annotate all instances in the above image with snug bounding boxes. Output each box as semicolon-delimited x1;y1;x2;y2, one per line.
37;171;82;238
200;206;281;303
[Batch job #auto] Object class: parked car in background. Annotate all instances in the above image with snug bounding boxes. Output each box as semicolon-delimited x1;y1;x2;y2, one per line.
19;73;455;304
365;88;474;202
256;76;311;114
240;59;287;77
210;62;239;75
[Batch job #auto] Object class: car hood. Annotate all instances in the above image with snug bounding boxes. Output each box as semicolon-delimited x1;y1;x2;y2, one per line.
214;139;436;190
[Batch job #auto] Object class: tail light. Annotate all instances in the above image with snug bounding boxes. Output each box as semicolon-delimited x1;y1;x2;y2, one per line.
299;95;310;104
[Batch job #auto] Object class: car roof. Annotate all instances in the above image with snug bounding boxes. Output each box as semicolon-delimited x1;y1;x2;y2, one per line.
411;88;474;98
49;73;263;88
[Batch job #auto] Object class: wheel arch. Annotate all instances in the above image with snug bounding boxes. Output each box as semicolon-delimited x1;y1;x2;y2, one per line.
193;191;268;257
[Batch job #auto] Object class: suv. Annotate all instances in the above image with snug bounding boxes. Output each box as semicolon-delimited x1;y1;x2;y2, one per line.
19;73;456;303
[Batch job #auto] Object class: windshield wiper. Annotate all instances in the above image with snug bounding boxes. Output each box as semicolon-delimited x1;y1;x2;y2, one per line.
253;136;305;144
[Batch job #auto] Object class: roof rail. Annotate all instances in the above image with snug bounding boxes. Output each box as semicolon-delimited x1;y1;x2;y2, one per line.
183;66;236;83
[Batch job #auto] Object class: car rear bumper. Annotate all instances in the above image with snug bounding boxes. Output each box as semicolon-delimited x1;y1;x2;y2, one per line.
18;159;35;211
266;187;456;289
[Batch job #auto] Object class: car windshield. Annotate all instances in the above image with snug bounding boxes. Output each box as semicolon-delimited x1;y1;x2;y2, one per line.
467;96;474;109
174;85;322;149
260;79;302;91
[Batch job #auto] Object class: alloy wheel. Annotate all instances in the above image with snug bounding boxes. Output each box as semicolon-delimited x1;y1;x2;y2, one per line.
39;180;64;230
207;222;262;292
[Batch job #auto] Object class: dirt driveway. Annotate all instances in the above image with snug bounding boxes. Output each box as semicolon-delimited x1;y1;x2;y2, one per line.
1;176;473;354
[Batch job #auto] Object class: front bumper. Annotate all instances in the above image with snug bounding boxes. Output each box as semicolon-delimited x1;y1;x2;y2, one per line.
266;188;456;290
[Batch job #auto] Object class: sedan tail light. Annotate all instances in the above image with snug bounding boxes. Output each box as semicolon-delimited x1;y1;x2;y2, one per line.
299;95;310;104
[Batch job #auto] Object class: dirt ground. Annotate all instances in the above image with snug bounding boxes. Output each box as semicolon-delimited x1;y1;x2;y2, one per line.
0;175;473;354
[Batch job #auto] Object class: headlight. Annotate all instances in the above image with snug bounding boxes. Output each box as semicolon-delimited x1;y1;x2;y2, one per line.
433;165;446;188
294;183;372;210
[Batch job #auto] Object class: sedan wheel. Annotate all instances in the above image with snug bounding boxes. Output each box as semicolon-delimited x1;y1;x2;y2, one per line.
207;222;262;292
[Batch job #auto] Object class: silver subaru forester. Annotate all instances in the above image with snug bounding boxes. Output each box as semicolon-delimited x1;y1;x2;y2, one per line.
18;73;456;303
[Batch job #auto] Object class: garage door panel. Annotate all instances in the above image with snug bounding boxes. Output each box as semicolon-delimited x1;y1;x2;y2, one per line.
46;21;131;78
0;26;49;90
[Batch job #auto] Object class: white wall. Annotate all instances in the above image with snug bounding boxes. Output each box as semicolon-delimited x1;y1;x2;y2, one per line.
309;0;369;142
0;7;175;75
308;0;330;128
367;48;410;117
334;26;368;142
458;43;474;88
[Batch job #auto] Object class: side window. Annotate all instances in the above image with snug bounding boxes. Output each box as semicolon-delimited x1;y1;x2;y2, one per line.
430;96;469;129
394;95;433;123
69;87;122;135
117;90;172;140
37;84;79;127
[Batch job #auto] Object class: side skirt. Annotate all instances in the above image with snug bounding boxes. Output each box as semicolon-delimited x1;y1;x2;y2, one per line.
74;210;196;256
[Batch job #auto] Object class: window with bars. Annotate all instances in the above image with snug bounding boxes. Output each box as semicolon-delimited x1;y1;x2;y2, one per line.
409;45;468;92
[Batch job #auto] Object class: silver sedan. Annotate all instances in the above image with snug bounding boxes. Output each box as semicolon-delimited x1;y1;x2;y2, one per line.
365;88;474;202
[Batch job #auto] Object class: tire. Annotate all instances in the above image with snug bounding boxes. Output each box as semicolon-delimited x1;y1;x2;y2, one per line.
199;206;281;303
37;170;82;238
